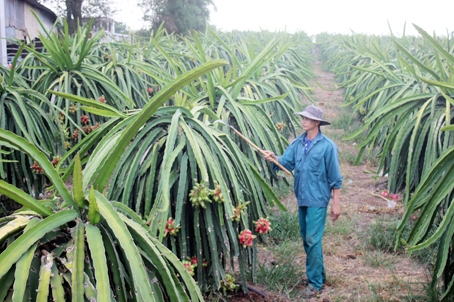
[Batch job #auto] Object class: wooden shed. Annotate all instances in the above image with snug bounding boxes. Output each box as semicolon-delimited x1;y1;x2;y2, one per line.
0;0;57;65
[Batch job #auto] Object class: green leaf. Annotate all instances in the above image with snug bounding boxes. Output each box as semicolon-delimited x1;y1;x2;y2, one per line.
82;131;122;189
248;161;287;211
392;38;440;80
50;262;65;301
36;253;53;302
92;60;228;191
121;214;203;302
85;224;110;301
71;220;85;302
0;129;76;209
398;146;454;232
99;225;127;302
0;267;15;301
80;106;125;117
238;92;289;105
12;218;40;302
441;125;454;131
417;76;454;90
95;191;155;301
88;187;101;225
73;153;86;208
0;181;53;217
83;272;98;301
48;90;127;118
0;210;78;280
0;215;32;243
7;43;26;87
413;24;454;65
13;243;37;302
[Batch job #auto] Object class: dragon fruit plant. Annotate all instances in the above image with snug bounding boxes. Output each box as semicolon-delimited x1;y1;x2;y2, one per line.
0;126;203;302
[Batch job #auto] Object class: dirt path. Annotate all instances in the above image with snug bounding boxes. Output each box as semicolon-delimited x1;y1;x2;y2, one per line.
305;47;429;301
227;47;430;302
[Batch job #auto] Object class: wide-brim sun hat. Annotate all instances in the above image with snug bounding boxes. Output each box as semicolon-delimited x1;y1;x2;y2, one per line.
294;104;330;126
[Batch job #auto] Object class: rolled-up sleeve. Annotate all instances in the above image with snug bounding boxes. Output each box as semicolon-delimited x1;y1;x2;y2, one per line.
272;140;298;172
326;144;343;189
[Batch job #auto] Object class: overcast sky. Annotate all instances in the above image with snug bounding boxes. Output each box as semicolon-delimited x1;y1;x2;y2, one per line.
115;0;453;37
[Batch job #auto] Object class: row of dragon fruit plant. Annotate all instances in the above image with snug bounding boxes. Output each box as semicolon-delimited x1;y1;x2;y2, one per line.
317;26;454;299
0;19;315;299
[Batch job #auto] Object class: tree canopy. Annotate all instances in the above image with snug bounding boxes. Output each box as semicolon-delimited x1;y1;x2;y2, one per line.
139;0;215;35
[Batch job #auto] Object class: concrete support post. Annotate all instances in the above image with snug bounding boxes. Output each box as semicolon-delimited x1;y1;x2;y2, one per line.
0;0;7;66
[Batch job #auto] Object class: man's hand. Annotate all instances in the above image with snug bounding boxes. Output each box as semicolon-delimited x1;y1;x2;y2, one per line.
331;202;340;222
331;188;341;222
262;150;277;162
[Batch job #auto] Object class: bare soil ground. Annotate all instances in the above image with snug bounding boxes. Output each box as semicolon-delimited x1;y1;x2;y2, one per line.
224;48;430;301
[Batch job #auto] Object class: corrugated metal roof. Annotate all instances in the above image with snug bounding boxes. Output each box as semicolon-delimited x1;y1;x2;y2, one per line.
22;0;57;18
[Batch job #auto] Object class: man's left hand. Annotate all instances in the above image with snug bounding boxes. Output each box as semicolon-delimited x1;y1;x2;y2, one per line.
331;202;340;222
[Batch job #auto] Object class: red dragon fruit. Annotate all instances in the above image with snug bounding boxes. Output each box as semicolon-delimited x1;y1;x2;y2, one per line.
51;156;61;167
83;125;92;134
182;260;195;276
190;256;198;266
164;217;180;236
80;115;90;125
211;181;224;203
72;129;79;140
98;95;106;103
254;217;272;234
31;162;43;174
239;229;256;248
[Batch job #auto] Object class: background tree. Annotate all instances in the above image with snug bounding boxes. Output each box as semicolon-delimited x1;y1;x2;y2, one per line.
114;21;129;34
82;0;116;19
140;0;215;35
39;0;115;34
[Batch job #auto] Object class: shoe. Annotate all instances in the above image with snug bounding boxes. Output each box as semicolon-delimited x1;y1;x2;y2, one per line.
301;285;321;299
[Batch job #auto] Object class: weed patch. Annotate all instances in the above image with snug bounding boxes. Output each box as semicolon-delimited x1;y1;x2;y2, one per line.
268;211;300;244
326;214;358;237
252;259;305;299
365;218;401;253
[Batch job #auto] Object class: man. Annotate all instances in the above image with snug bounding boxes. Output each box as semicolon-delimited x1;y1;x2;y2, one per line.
263;104;342;299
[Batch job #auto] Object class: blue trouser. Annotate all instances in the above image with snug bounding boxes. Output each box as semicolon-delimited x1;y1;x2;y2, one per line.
298;206;327;290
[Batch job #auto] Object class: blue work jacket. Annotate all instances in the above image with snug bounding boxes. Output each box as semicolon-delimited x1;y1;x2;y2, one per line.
274;131;343;207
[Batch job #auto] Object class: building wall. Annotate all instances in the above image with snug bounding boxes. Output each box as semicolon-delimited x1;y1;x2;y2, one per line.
1;0;56;64
4;0;26;40
4;0;56;41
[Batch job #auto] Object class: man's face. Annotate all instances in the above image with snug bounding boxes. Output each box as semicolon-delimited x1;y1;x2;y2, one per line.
301;116;320;131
